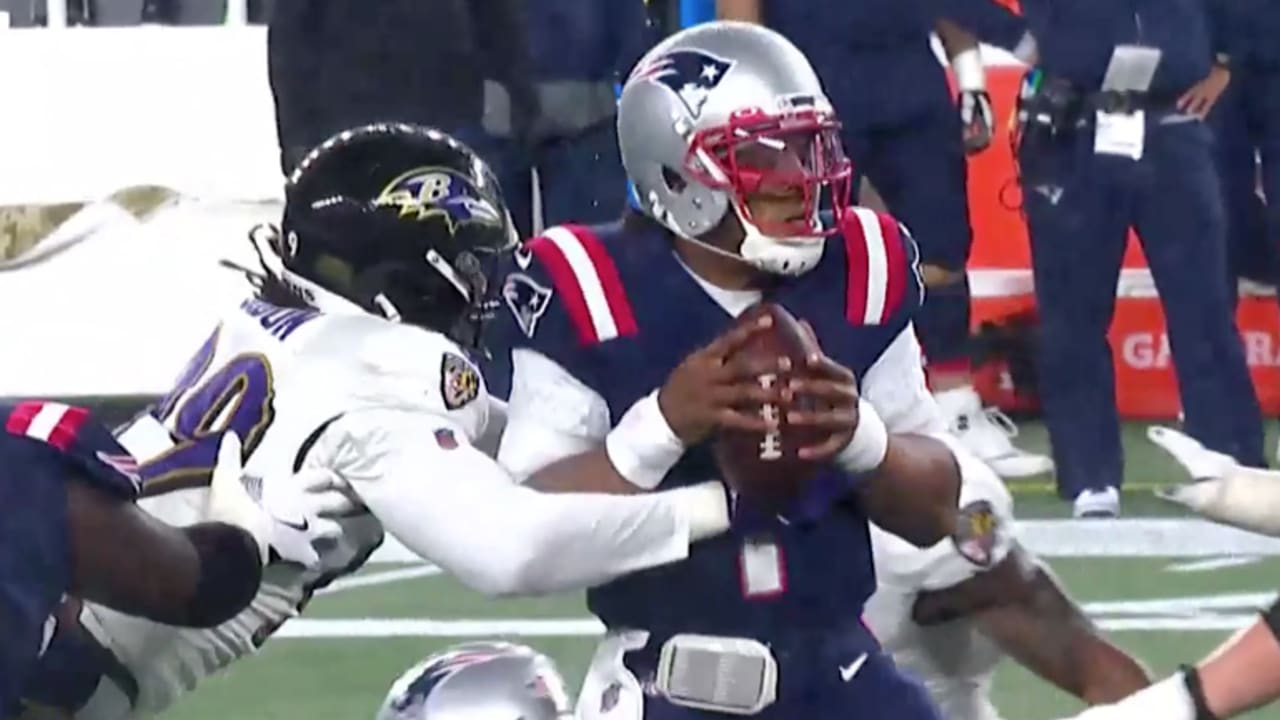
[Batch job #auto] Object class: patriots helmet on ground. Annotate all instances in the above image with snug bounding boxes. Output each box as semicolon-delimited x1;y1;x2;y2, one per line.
376;641;572;720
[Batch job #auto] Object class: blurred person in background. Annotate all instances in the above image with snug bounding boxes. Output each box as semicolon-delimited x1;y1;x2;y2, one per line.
1209;0;1280;464
716;0;1054;482
1013;0;1266;517
0;0;272;26
0;0;93;25
141;0;273;24
267;0;538;177
474;0;654;240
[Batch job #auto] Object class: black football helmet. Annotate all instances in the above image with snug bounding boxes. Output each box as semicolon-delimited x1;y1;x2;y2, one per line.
273;123;518;351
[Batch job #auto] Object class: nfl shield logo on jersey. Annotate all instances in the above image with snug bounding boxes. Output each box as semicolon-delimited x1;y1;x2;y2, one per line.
440;352;480;410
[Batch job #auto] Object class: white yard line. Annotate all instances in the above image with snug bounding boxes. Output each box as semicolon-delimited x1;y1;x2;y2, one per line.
316;565;440;595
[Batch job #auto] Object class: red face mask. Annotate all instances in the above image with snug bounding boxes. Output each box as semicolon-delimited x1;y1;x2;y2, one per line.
684;107;853;239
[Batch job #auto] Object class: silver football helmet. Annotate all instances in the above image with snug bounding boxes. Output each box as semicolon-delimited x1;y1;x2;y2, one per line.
375;642;572;720
619;21;852;276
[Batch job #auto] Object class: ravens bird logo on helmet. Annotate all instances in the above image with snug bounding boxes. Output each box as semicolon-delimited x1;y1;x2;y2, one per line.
375;167;504;234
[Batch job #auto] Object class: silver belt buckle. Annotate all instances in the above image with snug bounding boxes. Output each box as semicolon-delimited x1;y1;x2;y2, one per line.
655;634;778;715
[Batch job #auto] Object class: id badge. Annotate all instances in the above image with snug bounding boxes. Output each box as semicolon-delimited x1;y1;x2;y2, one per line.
1094;109;1145;160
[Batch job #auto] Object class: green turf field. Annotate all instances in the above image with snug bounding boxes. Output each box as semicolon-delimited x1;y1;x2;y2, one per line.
157;421;1280;720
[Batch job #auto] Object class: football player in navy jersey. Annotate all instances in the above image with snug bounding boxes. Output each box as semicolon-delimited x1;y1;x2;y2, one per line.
491;21;1010;720
0;402;318;718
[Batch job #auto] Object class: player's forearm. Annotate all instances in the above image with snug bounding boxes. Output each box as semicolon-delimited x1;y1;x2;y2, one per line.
68;483;261;627
363;441;726;597
972;554;1151;704
1081;613;1280;720
1196;602;1280;717
856;433;961;547
716;0;761;22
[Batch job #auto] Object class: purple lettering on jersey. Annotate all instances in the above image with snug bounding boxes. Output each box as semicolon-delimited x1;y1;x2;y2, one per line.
139;353;276;491
240;299;318;341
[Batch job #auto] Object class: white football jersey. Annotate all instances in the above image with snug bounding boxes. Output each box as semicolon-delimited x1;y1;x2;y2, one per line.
77;299;490;718
862;475;1016;720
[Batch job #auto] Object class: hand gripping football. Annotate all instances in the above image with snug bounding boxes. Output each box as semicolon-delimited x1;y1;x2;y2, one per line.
712;302;828;510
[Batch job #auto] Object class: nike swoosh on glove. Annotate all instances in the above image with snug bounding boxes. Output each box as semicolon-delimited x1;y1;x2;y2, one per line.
293;463;363;543
1150;426;1280;537
205;433;321;568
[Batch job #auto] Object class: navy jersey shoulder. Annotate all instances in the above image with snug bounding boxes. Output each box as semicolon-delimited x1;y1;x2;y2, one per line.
492;221;638;402
2;402;140;500
816;206;923;336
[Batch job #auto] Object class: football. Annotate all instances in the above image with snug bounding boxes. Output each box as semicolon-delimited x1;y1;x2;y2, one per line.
711;302;829;510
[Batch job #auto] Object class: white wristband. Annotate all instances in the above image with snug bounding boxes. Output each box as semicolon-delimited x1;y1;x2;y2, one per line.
605;390;686;490
952;48;986;92
835;399;889;474
667;481;731;542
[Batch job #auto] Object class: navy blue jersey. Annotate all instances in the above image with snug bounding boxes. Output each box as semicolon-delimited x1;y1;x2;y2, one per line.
0;402;139;716
497;209;922;639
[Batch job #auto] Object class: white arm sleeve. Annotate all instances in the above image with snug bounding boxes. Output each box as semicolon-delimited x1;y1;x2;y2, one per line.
861;323;948;436
863;324;1016;589
498;347;613;480
320;407;706;597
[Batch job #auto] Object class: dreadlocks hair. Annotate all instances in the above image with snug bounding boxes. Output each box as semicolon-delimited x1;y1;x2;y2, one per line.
219;224;311;310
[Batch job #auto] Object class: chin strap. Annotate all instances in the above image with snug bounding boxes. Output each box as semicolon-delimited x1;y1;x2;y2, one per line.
731;202;823;276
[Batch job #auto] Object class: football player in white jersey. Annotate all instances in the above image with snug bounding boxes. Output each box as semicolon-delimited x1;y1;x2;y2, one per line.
21;124;737;720
864;467;1151;720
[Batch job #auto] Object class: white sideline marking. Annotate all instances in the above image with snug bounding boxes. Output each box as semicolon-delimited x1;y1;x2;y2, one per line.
366;519;1280;564
317;566;440;596
276;618;605;639
1165;557;1262;573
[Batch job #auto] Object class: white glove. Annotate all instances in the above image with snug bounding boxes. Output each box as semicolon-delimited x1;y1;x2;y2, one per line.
1150;426;1280;537
1052;673;1196;720
205;433;322;568
294;462;363;540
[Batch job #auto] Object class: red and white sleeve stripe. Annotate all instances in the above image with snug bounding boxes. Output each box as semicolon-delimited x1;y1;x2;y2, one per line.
842;207;909;326
528;224;638;346
6;401;90;452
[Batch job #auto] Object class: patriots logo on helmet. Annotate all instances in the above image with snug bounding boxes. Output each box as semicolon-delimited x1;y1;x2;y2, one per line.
375;167;502;234
635;49;735;118
392;647;502;714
